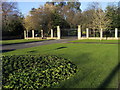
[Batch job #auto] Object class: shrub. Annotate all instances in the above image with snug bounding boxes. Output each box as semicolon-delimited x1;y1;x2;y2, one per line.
2;55;77;89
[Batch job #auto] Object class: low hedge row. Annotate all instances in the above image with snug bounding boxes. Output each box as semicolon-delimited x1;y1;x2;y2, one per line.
2;55;77;89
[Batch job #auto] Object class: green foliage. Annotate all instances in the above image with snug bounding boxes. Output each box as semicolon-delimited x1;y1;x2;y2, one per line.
2;55;77;89
52;13;70;29
105;5;120;29
23;1;81;36
2;2;24;36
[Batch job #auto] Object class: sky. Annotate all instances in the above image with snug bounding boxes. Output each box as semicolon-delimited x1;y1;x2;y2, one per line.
17;2;118;17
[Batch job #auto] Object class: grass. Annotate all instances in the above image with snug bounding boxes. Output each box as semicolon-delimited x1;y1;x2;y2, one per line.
1;39;50;45
70;39;119;43
3;43;118;88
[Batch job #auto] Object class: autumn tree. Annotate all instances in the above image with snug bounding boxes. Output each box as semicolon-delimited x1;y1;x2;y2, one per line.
24;2;70;36
24;4;58;36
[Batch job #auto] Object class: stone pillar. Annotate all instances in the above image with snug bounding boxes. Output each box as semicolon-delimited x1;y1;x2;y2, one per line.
51;29;53;38
78;25;81;39
41;30;43;38
24;30;26;39
86;28;89;38
100;28;103;40
115;28;118;39
32;30;34;38
57;26;61;39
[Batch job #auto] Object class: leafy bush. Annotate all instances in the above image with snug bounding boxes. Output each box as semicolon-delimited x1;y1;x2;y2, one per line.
2;55;77;89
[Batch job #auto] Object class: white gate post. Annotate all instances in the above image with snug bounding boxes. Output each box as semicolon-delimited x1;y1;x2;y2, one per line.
24;30;26;39
115;28;118;39
41;30;44;38
51;29;53;38
78;25;81;39
86;28;89;39
100;28;103;40
32;30;34;38
57;26;61;39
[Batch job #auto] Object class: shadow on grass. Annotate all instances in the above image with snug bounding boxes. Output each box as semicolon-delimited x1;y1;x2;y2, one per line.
54;53;119;88
98;63;120;89
27;50;38;53
54;53;92;88
1;49;16;53
55;47;67;50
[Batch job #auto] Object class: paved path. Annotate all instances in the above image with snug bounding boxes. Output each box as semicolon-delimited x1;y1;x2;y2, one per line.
2;39;119;53
2;39;77;52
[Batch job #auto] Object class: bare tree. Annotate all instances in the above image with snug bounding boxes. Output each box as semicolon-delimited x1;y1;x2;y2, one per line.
2;1;19;31
82;2;111;36
2;1;24;37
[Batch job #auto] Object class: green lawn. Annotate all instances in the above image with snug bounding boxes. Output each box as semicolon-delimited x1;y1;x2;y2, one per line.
1;39;49;45
3;42;118;88
70;39;119;43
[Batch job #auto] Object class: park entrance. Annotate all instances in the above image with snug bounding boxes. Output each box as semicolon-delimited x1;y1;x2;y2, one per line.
24;26;120;40
61;28;78;39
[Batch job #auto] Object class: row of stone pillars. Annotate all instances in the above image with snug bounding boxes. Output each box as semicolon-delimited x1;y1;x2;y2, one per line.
24;25;119;40
78;25;118;39
24;26;61;39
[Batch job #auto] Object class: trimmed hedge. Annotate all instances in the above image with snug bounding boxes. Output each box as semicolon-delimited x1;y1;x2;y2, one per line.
2;55;77;89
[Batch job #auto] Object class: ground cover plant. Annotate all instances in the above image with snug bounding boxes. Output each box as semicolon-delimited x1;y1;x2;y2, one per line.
2;55;77;89
1;39;49;45
3;42;118;88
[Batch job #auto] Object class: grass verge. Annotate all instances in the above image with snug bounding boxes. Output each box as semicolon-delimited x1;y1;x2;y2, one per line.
1;39;51;45
69;39;119;43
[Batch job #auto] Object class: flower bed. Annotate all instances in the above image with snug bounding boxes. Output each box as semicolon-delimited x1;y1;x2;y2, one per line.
2;55;77;89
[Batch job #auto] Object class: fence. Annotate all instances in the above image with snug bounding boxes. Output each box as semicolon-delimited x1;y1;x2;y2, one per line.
78;26;120;40
24;25;120;40
24;26;60;40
